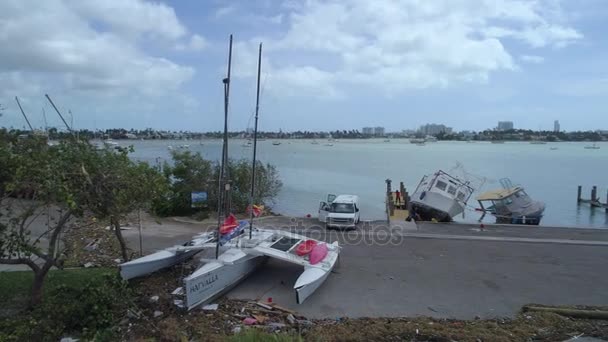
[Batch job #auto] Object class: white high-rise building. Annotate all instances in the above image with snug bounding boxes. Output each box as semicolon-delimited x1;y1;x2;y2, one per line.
362;127;373;135
554;120;560;133
374;127;385;136
418;124;452;136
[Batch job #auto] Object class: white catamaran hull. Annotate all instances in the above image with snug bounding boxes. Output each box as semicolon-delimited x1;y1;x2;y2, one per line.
184;248;266;310
119;233;214;280
294;241;339;304
120;249;200;280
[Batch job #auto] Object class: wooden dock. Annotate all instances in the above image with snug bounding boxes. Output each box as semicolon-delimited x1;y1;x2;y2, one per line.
577;185;608;211
386;179;410;222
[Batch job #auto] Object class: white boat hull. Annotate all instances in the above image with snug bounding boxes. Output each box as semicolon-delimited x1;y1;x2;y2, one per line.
410;190;465;221
119;233;214;280
184;248;266;310
294;241;339;304
120;249;200;280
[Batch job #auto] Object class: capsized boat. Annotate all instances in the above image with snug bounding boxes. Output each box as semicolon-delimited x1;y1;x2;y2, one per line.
410;170;474;222
476;178;545;225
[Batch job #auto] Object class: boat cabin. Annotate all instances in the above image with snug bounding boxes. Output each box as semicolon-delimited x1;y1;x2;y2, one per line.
414;170;474;204
476;186;542;224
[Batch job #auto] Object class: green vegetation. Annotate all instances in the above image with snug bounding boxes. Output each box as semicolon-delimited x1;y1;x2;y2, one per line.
0;137;168;304
0;132;281;310
0;268;129;342
154;150;282;217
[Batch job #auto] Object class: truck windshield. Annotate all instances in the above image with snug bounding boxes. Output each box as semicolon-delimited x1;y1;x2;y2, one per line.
331;203;354;213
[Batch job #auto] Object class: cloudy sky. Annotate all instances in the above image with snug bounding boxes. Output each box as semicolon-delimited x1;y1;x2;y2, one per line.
0;0;606;132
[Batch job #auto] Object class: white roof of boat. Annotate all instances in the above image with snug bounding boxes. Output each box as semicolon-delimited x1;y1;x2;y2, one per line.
333;194;358;203
476;187;522;201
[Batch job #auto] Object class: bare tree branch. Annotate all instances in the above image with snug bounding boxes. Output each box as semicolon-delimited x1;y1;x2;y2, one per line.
0;257;40;272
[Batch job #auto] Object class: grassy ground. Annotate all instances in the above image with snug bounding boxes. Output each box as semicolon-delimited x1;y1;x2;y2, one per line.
0;267;114;317
0;268;129;341
1;267;608;341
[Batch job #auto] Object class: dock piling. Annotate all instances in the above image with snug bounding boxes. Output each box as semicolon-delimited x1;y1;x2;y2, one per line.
385;179;392;223
577;185;608;211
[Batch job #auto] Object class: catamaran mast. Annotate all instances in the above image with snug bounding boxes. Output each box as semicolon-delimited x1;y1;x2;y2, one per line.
248;43;263;239
14;96;33;131
215;34;233;259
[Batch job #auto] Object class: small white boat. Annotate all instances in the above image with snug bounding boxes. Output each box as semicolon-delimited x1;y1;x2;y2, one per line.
409;138;425;144
272;141;281;146
104;139;118;146
584;143;600;149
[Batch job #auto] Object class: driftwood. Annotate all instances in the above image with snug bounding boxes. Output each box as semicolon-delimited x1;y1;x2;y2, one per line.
523;305;608;320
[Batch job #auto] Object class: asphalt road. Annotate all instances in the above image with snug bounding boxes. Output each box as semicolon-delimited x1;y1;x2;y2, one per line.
225;222;608;319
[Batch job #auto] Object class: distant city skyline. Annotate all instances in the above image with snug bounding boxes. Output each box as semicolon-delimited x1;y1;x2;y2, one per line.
1;1;607;132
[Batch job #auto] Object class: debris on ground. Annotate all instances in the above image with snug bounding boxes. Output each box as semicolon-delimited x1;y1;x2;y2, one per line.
63;217;131;268
243;317;257;325
115;263;608;341
149;296;159;303
171;287;184;295
202;304;218;311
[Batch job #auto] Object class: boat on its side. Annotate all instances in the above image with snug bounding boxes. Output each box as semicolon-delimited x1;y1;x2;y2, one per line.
410;170;474;222
409;138;425;144
476;180;545;225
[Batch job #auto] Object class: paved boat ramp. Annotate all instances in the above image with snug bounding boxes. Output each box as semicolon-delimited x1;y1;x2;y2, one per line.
120;215;608;320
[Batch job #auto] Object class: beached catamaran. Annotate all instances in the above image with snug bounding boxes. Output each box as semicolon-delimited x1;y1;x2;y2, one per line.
119;36;340;310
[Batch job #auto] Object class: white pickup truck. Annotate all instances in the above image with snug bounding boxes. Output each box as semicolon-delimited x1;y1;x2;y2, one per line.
318;194;360;230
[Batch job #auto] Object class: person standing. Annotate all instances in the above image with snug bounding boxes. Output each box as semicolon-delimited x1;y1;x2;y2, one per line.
395;190;401;205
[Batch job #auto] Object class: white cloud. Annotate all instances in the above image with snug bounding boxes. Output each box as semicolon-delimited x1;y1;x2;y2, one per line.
244;0;582;97
69;0;187;41
215;5;237;19
175;34;207;51
0;0;199;122
520;55;545;63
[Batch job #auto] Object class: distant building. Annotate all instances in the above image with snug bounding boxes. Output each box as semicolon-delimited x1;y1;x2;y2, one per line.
362;127;373;135
497;121;514;131
554;120;560;133
373;127;385;136
418;124;452;136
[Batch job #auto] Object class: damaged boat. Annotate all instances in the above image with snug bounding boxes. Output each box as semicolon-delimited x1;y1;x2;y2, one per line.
476;178;545;225
410;170;475;222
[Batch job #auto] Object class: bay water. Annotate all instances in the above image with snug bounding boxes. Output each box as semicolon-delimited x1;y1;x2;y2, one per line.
126;139;608;228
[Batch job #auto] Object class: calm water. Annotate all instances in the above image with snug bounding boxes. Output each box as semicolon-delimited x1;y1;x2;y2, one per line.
125;139;608;228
